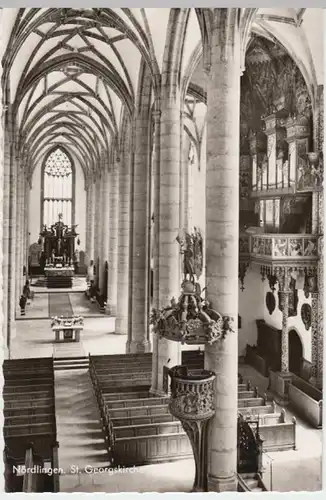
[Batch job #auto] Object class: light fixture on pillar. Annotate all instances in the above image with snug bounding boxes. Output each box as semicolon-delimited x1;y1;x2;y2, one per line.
150;228;235;344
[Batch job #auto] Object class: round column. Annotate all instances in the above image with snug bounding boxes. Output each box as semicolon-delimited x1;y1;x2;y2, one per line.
152;99;182;393
106;162;119;316
150;110;161;392
0;64;6;356
127;114;151;353
8;139;18;343
24;178;30;278
204;11;241;492
116;128;131;334
88;179;96;264
183;134;191;232
97;172;104;290
101;169;110;298
15;165;23;306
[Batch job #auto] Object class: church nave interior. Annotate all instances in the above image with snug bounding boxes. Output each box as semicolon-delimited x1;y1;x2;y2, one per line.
1;7;324;494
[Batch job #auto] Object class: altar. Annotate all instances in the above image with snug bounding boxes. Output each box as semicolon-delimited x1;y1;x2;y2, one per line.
51;316;84;343
39;214;79;289
44;265;75;288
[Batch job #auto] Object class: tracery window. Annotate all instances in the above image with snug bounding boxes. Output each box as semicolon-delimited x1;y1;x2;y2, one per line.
42;147;74;227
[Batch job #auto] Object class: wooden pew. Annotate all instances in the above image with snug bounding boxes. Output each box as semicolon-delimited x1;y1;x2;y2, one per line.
238;397;265;408
110;414;177;427
90;353;152;361
4;385;54;396
113;433;192;466
3;357;58;486
5;413;56;427
4;376;53;385
3;357;53;368
103;404;171;420
4;404;56;418
98;391;150;401
104;396;169;410
4;391;53;402
5;398;54;409
114;421;183;438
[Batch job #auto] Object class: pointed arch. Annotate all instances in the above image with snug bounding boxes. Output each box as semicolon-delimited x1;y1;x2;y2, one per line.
40;145;76;231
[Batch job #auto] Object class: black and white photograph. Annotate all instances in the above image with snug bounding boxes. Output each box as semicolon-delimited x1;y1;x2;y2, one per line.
0;6;324;494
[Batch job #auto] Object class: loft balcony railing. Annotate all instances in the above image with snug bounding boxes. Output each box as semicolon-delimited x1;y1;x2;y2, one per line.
239;234;319;263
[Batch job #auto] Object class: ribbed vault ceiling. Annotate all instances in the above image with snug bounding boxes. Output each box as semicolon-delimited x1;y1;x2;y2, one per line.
1;7;323;178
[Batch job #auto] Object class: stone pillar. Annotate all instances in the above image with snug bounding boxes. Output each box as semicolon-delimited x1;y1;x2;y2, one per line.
204;10;240;492
101;169;110;298
0;54;6;356
106;161;119;316
150;110;161;392
183;134;191;232
20;175;27;294
268;267;293;401
151;98;182;394
24;178;30;277
116;125;131;334
97;173;104;290
179;111;186;232
187;142;195;231
94;176;101;283
275;267;292;373
127;113;151;353
85;183;91;262
7;128;18;345
88;180;96;264
15;165;24;304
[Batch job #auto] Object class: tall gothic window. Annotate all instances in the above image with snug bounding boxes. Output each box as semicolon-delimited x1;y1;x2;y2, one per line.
42;147;74;227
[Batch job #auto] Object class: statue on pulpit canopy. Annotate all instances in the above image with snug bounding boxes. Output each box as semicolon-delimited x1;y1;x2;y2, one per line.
176;227;203;283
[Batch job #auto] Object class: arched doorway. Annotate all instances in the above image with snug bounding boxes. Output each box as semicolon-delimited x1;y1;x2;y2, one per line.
288;329;303;375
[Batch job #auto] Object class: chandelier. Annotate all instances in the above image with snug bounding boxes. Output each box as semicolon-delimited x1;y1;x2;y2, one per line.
150;228;235;345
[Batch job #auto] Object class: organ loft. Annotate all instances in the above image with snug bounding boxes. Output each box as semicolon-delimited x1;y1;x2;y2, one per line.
0;7;324;495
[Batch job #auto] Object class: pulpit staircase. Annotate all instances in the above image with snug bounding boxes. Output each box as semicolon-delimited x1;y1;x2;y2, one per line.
237;414;268;492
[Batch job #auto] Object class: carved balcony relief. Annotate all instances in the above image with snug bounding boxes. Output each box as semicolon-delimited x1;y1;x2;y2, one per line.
250;234;318;261
239;233;318;290
168;365;216;492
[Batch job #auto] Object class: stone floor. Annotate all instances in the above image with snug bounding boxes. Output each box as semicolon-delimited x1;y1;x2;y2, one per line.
7;289;325;493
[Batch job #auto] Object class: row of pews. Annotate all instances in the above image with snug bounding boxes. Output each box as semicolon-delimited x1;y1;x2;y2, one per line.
89;351;297;476
3;357;59;493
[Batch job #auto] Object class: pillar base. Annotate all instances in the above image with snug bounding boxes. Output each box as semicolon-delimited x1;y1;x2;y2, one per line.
105;303;117;316
207;474;237;492
149;387;168;397
115;318;128;335
126;340;151;354
269;370;293;404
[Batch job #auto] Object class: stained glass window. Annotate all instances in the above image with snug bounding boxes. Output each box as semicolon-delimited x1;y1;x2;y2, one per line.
43;148;73;227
